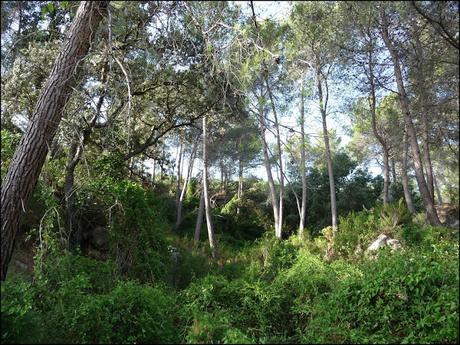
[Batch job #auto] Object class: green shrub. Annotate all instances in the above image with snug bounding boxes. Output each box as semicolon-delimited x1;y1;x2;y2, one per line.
37;253;116;294
1;281;42;343
300;241;459;344
335;210;379;258
378;199;413;236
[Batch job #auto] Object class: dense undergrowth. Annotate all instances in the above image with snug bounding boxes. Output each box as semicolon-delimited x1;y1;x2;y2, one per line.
2;176;458;344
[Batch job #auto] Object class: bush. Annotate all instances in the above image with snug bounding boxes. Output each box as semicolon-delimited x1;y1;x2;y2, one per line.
335;210;379;258
1;281;42;344
40;280;179;344
300;241;459;344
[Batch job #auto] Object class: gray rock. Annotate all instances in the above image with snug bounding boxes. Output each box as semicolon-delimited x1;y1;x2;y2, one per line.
367;233;402;253
90;226;108;250
387;239;402;250
367;234;389;251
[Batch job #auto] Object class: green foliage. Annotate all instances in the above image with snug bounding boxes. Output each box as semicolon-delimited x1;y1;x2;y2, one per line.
301;242;459;344
1;129;21;178
108;180;171;283
378;198;413;236
1;281;42;344
335;210;379;258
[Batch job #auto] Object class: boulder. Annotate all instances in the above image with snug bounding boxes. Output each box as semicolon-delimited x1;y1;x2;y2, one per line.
387;239;402;250
367;234;389;251
367;234;402;252
90;226;109;251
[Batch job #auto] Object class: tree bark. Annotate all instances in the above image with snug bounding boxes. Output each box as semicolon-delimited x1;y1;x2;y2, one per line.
264;76;284;239
175;140;183;211
380;9;440;226
1;1;107;281
315;63;338;235
175;138;198;231
401;125;416;214
257;95;280;237
299;78;307;237
413;29;435;204
367;41;390;204
202;115;218;259
433;173;443;205
237;136;243;215
391;159;397;184
194;190;204;242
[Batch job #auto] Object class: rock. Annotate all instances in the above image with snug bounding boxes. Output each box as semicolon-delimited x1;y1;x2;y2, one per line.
435;203;459;227
367;234;389;251
387;239;402;250
367;233;402;253
90;226;109;251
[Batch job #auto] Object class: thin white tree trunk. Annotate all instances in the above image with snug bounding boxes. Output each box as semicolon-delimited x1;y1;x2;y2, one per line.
299;78;307;237
401;125;416;214
175;140;183;207
264;77;284;239
237;136;243;215
175;139;198;231
194;189;204;242
315;63;338;235
258;96;280;236
202;115;218;259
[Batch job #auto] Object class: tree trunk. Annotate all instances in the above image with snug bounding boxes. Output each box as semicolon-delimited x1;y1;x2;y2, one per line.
202;115;218;259
413;23;435;204
1;1;107;281
380;9;440;226
175;139;198;231
382;146;391;204
64;59;108;249
421;111;435;203
175;140;183;211
391;159;397;184
401;125;416;214
237;138;243;215
433;173;443;205
315;63;338;235
367;44;390;204
299;78;307;238
264;77;284;239
194;190;204;242
258;96;280;236
220;161;224;193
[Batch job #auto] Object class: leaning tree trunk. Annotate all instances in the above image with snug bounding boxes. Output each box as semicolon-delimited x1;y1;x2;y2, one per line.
0;1;107;281
315;63;338;235
202;115;218;259
381;9;440;226
299;78;307;238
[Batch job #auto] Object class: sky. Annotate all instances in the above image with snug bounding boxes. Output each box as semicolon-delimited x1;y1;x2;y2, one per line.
167;1;381;182
2;1;382;183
